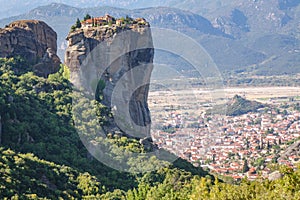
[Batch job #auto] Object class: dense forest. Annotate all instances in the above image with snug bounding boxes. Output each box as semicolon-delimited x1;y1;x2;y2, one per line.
0;57;300;199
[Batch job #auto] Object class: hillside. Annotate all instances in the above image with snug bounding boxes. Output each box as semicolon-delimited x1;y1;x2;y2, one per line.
1;3;299;76
0;148;100;199
226;95;265;116
1;61;300;199
207;95;265;116
0;49;212;199
3;140;299;199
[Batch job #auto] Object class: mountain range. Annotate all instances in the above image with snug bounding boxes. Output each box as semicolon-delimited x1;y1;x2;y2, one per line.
0;1;299;75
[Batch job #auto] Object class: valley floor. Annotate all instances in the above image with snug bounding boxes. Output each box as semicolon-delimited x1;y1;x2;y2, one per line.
149;86;300;180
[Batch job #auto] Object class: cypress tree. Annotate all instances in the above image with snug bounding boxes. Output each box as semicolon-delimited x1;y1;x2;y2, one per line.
76;18;81;28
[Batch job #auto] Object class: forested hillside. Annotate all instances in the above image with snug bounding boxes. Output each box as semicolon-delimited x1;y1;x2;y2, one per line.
0;57;209;198
0;54;299;200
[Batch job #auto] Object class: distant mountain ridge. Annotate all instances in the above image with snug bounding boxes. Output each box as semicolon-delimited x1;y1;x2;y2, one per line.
41;0;300;36
1;0;299;35
0;2;299;76
0;4;227;59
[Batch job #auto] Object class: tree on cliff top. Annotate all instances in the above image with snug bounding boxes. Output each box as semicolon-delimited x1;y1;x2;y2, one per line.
84;14;92;21
76;18;81;28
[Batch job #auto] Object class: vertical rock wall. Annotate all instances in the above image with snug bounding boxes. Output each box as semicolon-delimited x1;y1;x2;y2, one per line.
65;22;154;138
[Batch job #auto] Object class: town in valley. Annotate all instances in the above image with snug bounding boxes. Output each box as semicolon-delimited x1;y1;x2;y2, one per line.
149;86;300;180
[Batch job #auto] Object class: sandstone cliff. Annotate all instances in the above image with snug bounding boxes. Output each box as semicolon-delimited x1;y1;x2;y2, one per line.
65;21;154;139
0;20;60;76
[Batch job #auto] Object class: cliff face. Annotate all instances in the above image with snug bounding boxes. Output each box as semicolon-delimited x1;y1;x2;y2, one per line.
65;22;154;138
0;20;60;76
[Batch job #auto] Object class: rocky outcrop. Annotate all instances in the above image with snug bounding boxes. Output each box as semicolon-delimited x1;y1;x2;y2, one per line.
0;20;60;76
65;21;154;139
213;9;249;39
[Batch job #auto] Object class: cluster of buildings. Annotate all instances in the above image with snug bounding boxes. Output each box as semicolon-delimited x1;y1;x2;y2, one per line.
152;106;300;180
81;14;114;28
80;14;147;28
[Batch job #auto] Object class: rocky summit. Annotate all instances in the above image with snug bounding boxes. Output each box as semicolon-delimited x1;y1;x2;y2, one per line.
65;16;154;138
0;20;60;76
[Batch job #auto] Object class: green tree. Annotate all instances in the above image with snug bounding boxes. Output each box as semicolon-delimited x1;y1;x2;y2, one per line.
71;25;76;32
242;159;250;173
75;18;81;29
84;13;92;21
77;173;100;196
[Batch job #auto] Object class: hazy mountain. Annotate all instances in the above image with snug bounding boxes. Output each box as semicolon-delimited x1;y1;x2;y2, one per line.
2;0;299;37
0;0;171;19
0;2;299;75
0;4;229;61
